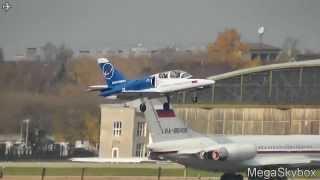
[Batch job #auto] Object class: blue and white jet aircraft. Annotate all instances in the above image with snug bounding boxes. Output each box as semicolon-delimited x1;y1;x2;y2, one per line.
88;58;214;112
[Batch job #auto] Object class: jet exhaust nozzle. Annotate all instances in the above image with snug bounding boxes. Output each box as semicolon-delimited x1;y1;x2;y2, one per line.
199;148;228;161
199;144;256;161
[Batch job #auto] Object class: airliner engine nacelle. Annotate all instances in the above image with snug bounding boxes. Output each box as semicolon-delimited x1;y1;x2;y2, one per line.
200;148;228;161
199;144;256;161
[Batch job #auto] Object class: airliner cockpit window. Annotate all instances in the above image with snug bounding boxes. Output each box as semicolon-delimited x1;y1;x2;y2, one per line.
159;72;169;78
181;73;192;79
169;70;181;78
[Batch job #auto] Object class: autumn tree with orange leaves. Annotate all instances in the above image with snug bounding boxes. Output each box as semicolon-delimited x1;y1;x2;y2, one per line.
208;28;261;69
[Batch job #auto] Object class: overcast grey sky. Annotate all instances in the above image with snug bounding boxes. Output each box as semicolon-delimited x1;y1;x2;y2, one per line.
0;0;319;58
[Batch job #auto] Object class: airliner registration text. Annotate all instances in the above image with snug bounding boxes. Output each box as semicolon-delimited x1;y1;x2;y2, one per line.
162;128;188;134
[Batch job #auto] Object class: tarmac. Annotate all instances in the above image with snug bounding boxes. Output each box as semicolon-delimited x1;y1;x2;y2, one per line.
1;176;219;180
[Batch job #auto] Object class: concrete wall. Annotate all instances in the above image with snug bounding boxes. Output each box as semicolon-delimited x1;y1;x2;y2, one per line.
99;105;136;158
175;107;320;135
133;113;149;157
99;105;149;158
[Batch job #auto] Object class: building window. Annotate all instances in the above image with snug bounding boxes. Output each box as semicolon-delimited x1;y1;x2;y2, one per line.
112;147;119;158
251;53;258;60
260;53;268;61
135;143;145;157
270;53;277;60
136;122;146;137
113;121;122;136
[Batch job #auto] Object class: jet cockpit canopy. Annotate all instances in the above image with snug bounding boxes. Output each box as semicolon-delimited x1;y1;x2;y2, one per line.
158;70;192;79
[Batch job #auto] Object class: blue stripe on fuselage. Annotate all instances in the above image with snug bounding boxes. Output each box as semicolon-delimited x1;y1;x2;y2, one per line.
99;86;123;97
99;77;153;97
124;78;153;90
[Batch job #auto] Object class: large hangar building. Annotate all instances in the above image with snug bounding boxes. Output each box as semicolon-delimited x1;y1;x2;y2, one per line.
177;59;320;105
99;60;320;158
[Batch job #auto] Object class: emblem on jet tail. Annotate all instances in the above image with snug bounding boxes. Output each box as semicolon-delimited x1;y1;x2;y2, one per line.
1;0;12;12
103;63;114;79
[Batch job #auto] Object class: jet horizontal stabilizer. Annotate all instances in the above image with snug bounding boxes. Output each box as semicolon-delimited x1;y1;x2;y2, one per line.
87;85;109;91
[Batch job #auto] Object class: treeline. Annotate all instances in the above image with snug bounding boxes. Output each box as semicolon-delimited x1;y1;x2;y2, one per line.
0;28;263;145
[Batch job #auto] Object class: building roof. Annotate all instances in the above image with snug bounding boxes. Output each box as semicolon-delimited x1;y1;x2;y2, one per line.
295;54;320;61
247;43;281;51
0;134;22;143
208;59;320;81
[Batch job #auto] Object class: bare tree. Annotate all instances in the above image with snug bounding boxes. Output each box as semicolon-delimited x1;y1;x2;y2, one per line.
56;44;74;62
278;37;300;62
41;42;57;61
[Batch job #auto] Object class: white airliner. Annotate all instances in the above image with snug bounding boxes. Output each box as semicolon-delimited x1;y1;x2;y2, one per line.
145;99;320;180
88;58;214;112
71;99;320;179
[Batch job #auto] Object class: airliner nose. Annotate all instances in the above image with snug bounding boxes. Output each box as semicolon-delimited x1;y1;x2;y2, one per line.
204;79;215;85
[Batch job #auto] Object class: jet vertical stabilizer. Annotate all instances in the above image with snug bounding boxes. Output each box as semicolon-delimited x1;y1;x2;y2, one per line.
97;58;126;86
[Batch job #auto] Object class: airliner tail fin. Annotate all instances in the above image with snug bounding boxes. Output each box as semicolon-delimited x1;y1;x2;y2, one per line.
144;99;200;142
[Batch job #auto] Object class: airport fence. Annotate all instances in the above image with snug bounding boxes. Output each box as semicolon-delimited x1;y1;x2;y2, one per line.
0;166;222;180
0;143;97;161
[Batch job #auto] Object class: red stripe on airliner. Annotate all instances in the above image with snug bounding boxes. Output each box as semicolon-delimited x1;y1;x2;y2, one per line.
156;110;176;118
257;150;320;154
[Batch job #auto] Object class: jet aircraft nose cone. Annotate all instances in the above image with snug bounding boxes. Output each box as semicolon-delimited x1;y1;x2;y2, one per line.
204;79;215;85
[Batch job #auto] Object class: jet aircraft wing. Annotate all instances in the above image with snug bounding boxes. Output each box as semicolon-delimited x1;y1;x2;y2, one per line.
116;90;163;100
239;155;320;168
70;157;156;163
115;87;198;100
244;155;320;168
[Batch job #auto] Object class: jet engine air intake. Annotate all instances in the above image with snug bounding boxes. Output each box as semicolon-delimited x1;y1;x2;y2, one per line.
199;144;256;161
